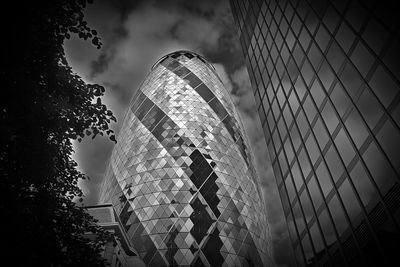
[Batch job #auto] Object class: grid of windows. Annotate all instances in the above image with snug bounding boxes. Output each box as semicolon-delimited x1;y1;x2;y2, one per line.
99;51;273;266
230;0;400;266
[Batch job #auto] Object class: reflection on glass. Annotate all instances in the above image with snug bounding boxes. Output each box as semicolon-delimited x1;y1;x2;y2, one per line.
330;83;350;119
300;190;314;224
292;160;304;190
321;101;339;134
344;108;369;149
316;161;333;197
313;118;329;150
290;125;301;152
285;138;295;164
351;42;374;78
336;22;355;53
325;145;344;183
294;201;306;235
297;111;309;137
327;42;344;72
363;142;396;195
304;95;317;122
301;234;314;264
299;148;312;179
305;134;319;165
328;194;348;236
310;79;326;108
286;173;297;203
377;120;400;173
308;43;322;69
287;212;298;242
350;161;377;207
310;222;324;253
315;25;330;52
369;66;398;108
307;176;323;211
334;128;355;166
338;179;362;223
318;209;336;246
356;89;382;129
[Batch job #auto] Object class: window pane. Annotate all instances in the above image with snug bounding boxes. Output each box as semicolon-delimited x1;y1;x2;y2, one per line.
338;179;362;223
330;83;351;118
289;90;300;114
295;77;307;102
299;148;312;179
308;43;322;69
301;60;314;86
363;142;397;195
294;201;306;235
340;63;362;100
310;222;324;253
297;111;309;137
356;89;383;129
315;25;330;52
334;128;355;166
313;118;329;150
301;234;314;264
319;61;335;93
336;22;355;53
369;66;398;108
280;185;291;215
318;209;336;246
292;160;304;190
363;18;388;55
327;42;345;72
285;138;295;165
345;108;369;149
377;120;400;173
328;194;348;236
300;190;314;225
287;212;298;242
322;101;339;134
350;161;377;207
316;161;333;197
304;95;317;122
308;176;323;211
325;145;344;183
351;42;374;78
290;125;301;152
286;173;297;203
279;149;289;176
305;134;319;165
283;104;293;126
310;78;326;109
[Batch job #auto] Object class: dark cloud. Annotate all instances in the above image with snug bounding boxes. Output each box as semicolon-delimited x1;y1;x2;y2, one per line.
65;0;295;265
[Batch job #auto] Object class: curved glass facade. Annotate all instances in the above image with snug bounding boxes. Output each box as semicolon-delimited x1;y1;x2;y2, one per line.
99;51;272;266
230;0;400;266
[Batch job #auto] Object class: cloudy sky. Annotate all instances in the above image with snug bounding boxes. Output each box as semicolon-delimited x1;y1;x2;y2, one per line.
64;0;295;266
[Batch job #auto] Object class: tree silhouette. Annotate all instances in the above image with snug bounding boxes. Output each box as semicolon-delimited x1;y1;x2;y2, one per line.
1;1;116;265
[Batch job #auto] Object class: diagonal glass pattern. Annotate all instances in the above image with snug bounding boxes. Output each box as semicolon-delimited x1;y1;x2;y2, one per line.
100;51;273;266
230;0;400;266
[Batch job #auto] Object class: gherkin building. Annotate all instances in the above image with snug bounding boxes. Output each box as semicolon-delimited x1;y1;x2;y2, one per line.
99;51;273;266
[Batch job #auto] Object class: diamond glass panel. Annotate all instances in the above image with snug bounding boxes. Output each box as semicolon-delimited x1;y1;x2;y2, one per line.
100;50;272;266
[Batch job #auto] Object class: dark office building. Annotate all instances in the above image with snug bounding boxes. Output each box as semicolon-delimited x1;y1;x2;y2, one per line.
230;0;400;266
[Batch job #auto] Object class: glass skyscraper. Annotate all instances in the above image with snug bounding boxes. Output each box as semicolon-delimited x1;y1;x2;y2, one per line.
99;51;273;266
230;0;400;266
